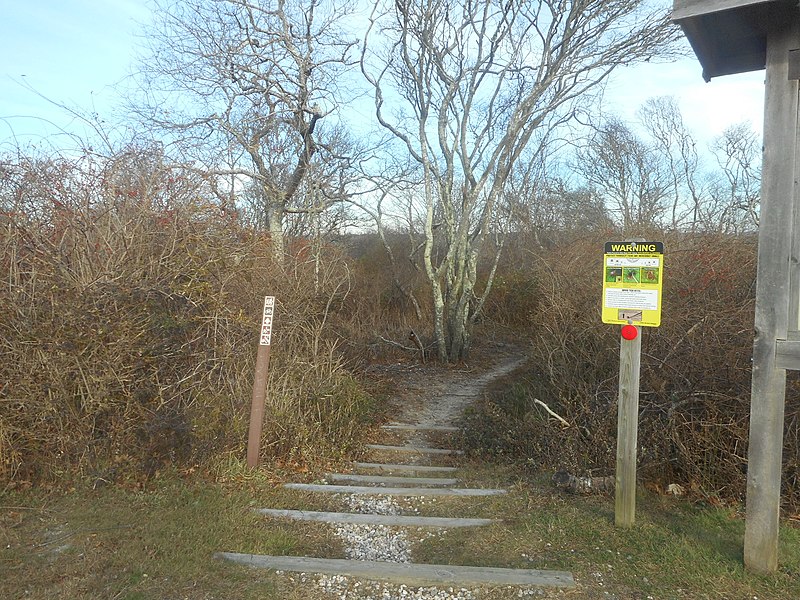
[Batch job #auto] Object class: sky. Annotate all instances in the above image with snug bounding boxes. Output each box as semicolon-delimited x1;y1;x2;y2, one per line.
0;1;766;153
0;0;150;148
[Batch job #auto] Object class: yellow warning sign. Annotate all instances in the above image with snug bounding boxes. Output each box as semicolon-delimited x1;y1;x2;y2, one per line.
602;241;663;327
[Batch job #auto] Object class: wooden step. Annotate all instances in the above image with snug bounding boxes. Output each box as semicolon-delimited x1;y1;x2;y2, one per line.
254;509;496;527
382;423;459;432
353;462;458;474
325;473;459;486
216;553;575;588
283;483;505;496
366;444;464;455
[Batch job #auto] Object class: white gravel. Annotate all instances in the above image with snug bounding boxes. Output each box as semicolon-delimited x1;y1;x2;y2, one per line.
315;494;462;598
342;493;403;516
333;494;442;563
335;521;413;562
315;573;477;599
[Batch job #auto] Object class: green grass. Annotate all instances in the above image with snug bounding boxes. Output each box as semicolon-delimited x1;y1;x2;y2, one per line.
1;472;345;599
2;462;798;599
411;465;800;599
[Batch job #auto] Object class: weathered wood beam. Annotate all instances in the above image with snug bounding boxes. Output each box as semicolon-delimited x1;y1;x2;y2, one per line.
743;15;798;574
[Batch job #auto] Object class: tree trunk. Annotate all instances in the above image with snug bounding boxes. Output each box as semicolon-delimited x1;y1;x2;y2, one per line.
266;197;285;264
446;299;471;361
553;471;615;494
433;292;472;363
445;241;479;362
431;281;448;363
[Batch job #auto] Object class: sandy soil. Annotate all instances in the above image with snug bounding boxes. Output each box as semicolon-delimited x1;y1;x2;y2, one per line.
368;344;528;445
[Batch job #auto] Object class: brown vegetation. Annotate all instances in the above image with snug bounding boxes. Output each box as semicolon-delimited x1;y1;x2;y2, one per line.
464;233;800;511
2;147;797;512
0;148;376;487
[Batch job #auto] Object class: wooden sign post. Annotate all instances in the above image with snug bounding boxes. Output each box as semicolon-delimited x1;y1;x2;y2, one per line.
602;241;664;527
616;325;642;527
247;296;275;468
672;0;800;573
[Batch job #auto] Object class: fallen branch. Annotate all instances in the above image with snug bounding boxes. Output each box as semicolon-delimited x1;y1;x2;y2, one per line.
533;398;571;427
408;329;426;364
552;470;614;494
377;331;428;364
377;336;417;353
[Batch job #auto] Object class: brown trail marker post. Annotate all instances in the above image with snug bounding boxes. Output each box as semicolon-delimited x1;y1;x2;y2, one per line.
602;241;664;527
672;0;800;573
247;296;275;469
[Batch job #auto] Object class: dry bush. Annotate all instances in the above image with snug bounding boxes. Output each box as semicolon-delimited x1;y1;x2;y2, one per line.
338;232;435;363
341;231;526;362
0;148;374;486
465;232;800;510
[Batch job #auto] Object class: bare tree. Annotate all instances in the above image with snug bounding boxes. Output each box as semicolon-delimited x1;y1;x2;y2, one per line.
638;96;703;230
708;122;761;232
360;0;679;361
132;0;359;261
503;159;612;248
576;116;671;233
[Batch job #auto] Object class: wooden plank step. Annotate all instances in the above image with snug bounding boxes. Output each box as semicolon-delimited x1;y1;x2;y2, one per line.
325;473;459;486
254;509;496;527
366;444;464;455
216;553;575;588
283;483;506;496
353;462;458;474
382;423;459;432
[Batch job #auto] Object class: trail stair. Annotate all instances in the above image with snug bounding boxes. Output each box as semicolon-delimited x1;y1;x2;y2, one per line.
324;473;459;486
219;355;576;591
365;443;464;455
353;462;457;473
254;509;496;528
216;553;576;588
283;483;506;496
382;423;459;432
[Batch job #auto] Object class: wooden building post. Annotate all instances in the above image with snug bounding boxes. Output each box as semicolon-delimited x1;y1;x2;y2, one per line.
672;0;800;573
743;17;799;573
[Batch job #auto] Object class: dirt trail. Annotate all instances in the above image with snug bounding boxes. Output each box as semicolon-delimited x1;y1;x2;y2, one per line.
380;349;527;445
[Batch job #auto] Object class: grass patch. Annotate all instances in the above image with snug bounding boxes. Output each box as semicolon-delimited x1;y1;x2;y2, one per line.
2;461;798;599
412;467;800;599
1;474;345;599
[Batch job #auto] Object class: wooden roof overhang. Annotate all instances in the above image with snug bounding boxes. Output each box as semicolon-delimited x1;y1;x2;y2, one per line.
672;0;799;81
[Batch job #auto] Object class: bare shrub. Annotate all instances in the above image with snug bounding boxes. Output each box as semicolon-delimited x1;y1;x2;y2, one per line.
337;232;435;364
0;147;374;486
464;232;799;510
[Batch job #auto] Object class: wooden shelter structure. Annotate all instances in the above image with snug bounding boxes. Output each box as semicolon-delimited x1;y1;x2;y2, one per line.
673;0;797;80
672;0;800;573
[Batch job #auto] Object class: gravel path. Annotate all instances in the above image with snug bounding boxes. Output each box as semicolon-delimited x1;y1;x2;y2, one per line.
311;353;533;600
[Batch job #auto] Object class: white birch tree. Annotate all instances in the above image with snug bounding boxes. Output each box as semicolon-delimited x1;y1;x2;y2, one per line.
361;0;680;361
